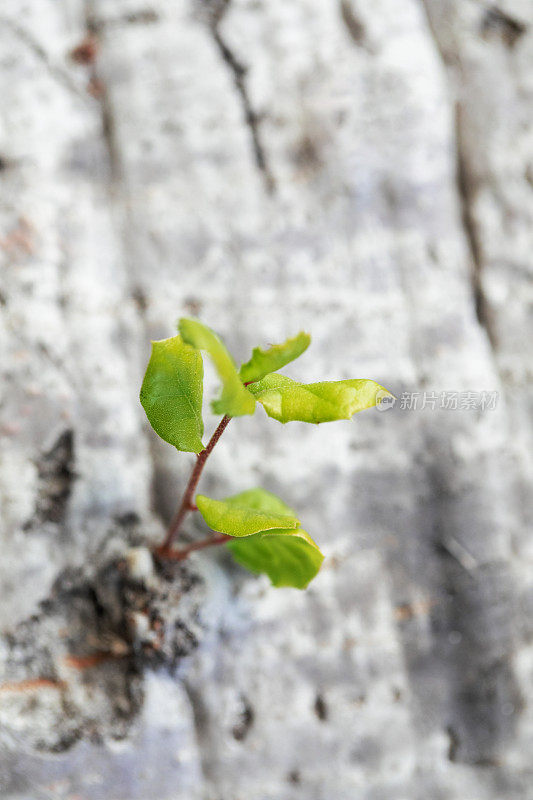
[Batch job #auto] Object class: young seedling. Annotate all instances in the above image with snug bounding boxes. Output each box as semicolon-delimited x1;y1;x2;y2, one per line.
140;319;391;589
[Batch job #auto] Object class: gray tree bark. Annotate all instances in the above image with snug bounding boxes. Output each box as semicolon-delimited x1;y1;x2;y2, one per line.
1;0;532;798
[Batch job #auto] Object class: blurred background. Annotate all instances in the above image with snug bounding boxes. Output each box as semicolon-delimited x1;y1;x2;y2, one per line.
1;0;532;798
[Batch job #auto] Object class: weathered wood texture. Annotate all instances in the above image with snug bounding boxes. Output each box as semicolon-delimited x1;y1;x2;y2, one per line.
1;0;532;797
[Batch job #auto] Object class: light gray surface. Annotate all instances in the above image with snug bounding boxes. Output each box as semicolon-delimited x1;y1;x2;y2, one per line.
1;0;532;797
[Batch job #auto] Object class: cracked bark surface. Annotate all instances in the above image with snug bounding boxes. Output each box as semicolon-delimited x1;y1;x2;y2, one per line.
1;0;532;797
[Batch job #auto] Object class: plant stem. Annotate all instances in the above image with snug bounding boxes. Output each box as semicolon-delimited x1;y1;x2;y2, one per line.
158;532;232;561
156;415;231;556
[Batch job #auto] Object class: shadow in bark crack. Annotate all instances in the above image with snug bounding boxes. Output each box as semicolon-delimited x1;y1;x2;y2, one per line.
386;457;523;766
24;429;75;530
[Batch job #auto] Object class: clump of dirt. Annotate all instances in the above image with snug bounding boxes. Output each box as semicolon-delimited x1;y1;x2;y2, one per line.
0;547;205;751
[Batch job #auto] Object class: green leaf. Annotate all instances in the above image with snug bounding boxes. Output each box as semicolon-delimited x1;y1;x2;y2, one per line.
198;488;323;588
227;528;324;589
140;335;204;453
248;373;392;423
239;331;311;384
178;318;256;417
220;488;323;589
196;488;299;537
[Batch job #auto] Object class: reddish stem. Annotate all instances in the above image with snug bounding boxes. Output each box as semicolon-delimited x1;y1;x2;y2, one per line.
156;415;231;555
158;532;232;561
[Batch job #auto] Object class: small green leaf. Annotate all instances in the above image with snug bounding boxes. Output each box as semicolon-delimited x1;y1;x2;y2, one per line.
196;488;299;537
221;489;323;588
140;335;204;453
178;318;256;417
248;373;391;423
239;331;311;384
227;528;324;589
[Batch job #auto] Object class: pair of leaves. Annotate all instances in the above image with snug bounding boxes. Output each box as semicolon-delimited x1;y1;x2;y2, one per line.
140;321;314;451
196;488;324;589
140;319;389;449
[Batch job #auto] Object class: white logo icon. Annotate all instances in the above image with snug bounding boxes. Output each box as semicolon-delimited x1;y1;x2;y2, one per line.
375;390;396;412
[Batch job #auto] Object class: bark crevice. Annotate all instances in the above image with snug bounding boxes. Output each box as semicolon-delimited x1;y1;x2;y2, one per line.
453;102;498;350
82;0;170;530
420;2;498;353
0;17;85;98
339;0;368;49
207;5;276;194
